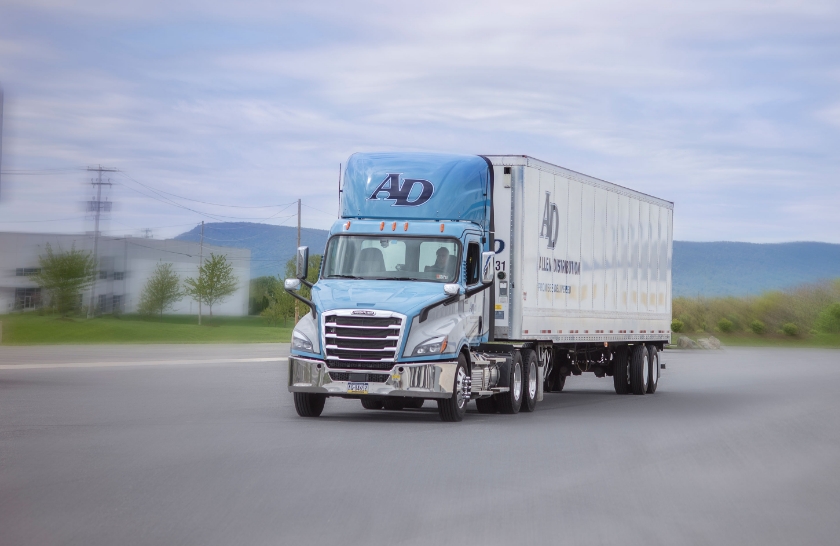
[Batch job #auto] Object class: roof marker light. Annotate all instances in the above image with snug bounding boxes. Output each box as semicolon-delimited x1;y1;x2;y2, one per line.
379;222;385;231
391;221;397;231
439;223;444;233
404;222;409;231
344;221;351;230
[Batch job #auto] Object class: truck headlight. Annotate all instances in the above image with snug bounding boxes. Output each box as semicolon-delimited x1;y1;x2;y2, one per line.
292;330;314;352
412;336;447;356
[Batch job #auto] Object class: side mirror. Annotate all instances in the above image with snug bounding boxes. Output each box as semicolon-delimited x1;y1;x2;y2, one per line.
481;251;495;284
296;246;309;279
444;283;461;296
284;278;301;291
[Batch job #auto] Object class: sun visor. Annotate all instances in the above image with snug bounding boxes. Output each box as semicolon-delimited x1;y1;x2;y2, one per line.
341;152;490;230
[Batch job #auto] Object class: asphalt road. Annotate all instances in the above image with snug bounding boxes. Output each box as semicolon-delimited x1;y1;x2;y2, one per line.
2;345;839;546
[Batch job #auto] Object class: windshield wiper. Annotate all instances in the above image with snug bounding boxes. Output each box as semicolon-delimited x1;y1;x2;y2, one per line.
329;274;363;279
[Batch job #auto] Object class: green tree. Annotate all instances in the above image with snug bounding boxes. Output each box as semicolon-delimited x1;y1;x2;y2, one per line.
31;243;96;316
138;263;182;317
183;253;239;317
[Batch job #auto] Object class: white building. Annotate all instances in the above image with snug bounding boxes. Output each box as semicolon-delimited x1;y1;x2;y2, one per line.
0;232;250;316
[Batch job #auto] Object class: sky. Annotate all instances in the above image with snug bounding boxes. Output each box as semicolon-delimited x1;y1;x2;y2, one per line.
0;0;838;242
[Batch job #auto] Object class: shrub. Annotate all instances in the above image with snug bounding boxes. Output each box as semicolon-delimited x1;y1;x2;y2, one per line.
717;318;734;333
671;319;684;333
781;322;799;336
815;303;840;334
749;319;766;335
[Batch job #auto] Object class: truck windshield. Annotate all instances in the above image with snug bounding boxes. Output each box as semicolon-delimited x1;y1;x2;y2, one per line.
323;235;461;283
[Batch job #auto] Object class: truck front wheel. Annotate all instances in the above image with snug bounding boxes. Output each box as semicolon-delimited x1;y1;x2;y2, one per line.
437;354;469;422
294;392;326;417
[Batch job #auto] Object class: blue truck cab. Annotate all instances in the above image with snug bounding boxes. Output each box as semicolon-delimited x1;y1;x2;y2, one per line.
286;152;496;421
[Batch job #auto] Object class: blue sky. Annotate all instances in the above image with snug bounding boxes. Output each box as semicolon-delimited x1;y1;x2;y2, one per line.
0;0;838;241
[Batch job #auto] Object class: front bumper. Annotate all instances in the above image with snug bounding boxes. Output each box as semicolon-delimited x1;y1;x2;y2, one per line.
287;356;458;399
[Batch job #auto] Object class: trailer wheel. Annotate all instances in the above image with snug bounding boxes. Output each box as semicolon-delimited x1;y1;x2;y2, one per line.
647;346;659;394
361;398;384;410
613;346;630;394
521;349;538;412
496;351;523;414
475;396;497;414
437;353;470;422
294;392;326;417
629;344;649;395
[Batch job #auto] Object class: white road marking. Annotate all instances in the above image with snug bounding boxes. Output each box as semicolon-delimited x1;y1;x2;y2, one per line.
0;357;288;370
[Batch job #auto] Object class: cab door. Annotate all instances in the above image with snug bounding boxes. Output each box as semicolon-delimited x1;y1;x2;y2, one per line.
463;236;489;344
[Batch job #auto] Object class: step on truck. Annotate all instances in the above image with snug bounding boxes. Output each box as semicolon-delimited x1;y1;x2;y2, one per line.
286;153;673;421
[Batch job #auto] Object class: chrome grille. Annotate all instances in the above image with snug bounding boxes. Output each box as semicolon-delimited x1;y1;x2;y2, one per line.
323;311;404;370
329;371;390;383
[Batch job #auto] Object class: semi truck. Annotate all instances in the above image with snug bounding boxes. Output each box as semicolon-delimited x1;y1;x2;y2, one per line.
285;153;673;421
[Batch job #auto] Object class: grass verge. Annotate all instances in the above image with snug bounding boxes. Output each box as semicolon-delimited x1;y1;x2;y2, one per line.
0;313;293;345
672;332;840;348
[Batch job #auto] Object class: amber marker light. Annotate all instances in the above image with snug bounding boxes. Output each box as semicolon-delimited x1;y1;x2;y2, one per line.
391;221;397;231
379;221;385;231
404;222;409;231
439;223;444;233
344;221;351;230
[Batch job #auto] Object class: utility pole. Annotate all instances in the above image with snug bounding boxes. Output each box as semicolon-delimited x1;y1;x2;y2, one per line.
294;199;301;324
198;221;204;325
142;228;153;239
86;165;116;318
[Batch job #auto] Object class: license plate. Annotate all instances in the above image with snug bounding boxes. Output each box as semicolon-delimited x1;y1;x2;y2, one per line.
347;382;369;394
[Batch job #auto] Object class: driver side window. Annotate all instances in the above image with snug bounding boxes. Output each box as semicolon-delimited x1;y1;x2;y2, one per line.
465;242;481;286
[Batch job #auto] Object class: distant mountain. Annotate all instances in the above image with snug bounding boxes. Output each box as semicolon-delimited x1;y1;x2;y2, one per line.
174;222;329;279
673;241;840;297
173;224;840;294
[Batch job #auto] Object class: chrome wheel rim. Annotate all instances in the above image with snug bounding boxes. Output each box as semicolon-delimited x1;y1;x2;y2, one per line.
513;362;522;400
528;361;537;399
652;353;658;385
642;353;649;389
455;367;468;409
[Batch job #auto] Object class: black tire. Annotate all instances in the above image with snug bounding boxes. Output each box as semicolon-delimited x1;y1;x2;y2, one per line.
437;353;470;422
554;375;566;392
475;396;498;414
496;351;523;414
629;344;650;395
647;345;660;394
405;398;425;409
521;349;538;412
383;398;406;411
294;392;326;417
613;346;630;394
361;398;384;410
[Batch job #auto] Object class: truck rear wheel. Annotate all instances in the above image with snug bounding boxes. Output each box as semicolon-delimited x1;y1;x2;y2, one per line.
647;346;660;393
294;392;326;417
521;349;538;412
361;398;384;410
630;344;649;395
475;396;497;413
496;351;523;414
405;398;425;409
613;346;630;394
437;354;469;422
